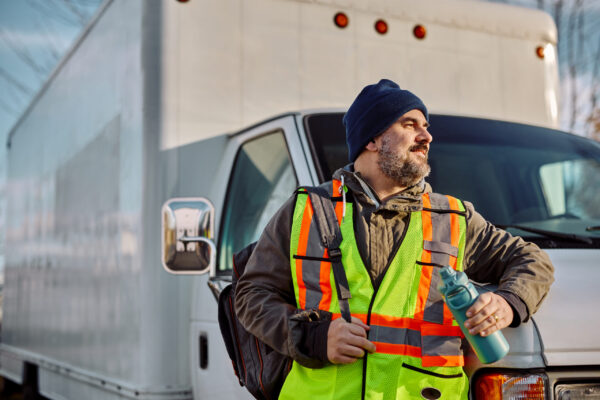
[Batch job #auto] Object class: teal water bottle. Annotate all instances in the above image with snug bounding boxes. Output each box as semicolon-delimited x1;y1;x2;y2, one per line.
438;266;509;364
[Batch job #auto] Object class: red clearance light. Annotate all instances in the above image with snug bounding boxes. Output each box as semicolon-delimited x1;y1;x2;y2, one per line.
176;0;190;3
334;12;349;29
536;46;545;59
413;24;427;40
375;19;388;35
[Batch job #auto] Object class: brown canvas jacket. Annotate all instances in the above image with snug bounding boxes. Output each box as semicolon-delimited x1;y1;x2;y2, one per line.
235;166;554;368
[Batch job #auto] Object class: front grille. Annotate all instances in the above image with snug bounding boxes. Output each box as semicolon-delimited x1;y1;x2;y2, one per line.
556;383;600;399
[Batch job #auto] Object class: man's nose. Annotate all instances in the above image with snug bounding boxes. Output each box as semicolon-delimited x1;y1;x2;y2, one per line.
417;127;433;144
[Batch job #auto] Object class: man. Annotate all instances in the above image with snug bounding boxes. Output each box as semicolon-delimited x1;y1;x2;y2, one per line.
235;79;554;399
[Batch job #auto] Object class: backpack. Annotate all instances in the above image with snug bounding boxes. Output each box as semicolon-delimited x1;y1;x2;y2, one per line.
217;187;352;400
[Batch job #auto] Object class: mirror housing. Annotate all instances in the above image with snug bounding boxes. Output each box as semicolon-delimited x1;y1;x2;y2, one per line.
162;197;216;275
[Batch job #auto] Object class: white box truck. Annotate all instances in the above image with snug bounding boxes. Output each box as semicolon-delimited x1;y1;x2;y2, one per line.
1;0;599;399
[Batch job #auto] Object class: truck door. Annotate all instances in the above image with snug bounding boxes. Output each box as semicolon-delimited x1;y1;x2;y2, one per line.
216;114;313;271
191;114;313;399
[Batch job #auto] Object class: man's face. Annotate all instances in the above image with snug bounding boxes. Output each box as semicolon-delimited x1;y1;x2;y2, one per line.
375;109;432;187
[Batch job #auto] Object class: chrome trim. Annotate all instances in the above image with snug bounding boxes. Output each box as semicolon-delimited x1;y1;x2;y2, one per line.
161;197;216;275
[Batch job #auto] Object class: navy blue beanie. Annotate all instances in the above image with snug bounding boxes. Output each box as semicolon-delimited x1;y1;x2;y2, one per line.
343;79;429;162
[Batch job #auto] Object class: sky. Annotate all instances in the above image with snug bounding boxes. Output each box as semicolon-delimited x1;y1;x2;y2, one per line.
0;0;103;137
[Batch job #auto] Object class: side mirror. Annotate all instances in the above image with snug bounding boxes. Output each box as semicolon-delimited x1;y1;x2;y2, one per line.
162;197;216;275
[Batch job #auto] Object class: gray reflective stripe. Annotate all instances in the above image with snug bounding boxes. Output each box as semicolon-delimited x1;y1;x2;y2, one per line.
429;194;451;249
421;335;463;356
430;251;449;266
302;261;324;309
428;194;453;266
423;268;445;324
428;193;451;209
423;194;454;323
423;240;458;257
306;203;325;256
369;326;463;357
369;326;421;347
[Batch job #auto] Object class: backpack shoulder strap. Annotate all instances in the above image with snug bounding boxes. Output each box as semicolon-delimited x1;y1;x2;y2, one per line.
297;185;352;323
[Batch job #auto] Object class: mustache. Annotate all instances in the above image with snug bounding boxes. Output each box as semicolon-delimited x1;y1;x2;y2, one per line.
409;144;429;153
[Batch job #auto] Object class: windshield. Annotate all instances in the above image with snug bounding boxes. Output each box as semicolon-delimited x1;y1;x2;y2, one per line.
304;113;600;248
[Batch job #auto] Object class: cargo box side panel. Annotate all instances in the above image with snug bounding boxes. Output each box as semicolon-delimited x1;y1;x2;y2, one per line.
3;0;145;389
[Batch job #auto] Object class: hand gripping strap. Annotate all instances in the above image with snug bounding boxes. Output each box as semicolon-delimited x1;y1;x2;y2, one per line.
299;186;352;323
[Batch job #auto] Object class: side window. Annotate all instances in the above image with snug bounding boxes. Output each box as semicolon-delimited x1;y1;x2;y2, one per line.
218;131;298;271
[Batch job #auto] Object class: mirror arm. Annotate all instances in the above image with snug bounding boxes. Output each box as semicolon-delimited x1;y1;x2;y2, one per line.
180;236;211;243
207;278;230;302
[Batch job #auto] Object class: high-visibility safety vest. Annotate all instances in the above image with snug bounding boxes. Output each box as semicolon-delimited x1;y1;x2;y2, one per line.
280;179;470;400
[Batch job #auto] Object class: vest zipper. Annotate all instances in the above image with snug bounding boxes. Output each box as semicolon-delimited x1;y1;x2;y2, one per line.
361;212;412;400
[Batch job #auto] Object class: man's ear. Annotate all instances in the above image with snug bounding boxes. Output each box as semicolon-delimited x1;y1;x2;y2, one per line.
365;138;378;152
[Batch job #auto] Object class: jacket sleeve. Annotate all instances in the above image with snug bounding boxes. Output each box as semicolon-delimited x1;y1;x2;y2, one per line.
234;195;331;368
463;201;555;323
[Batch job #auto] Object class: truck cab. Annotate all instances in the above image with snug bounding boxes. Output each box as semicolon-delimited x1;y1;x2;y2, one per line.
172;111;600;399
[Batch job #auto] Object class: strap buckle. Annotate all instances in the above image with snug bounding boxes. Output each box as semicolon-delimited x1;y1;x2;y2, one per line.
328;247;342;261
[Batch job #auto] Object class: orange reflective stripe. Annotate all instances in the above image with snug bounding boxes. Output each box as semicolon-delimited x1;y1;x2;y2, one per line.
370;314;463;337
373;342;422;357
414;194;433;320
334;201;344;225
332;180;345;225
421;324;464;337
332;179;341;195
369;314;417;329
296;198;314;309
331;313;368;324
443;304;457;330
422;355;464;367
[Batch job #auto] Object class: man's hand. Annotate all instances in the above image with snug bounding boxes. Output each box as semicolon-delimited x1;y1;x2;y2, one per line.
464;292;513;337
327;317;376;364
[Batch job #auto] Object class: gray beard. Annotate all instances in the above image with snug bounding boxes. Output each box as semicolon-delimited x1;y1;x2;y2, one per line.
377;135;431;187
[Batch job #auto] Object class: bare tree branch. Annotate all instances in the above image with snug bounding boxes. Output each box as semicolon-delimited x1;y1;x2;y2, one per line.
537;0;545;11
592;37;600;112
566;0;584;131
553;0;564;50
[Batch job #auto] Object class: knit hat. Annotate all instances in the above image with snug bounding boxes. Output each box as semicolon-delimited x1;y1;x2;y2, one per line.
343;79;429;162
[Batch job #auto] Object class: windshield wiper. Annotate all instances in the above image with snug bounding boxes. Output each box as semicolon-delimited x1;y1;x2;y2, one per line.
494;224;593;245
586;226;600;232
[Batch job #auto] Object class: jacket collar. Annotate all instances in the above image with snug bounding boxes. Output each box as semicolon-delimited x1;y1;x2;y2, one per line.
332;164;431;212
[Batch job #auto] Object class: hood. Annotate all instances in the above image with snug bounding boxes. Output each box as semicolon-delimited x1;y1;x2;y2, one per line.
532;249;600;366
